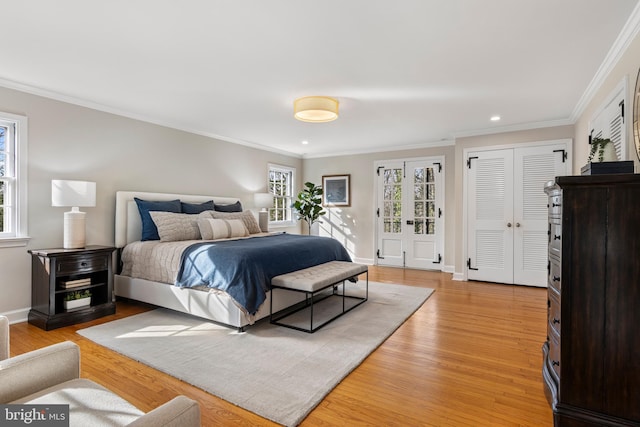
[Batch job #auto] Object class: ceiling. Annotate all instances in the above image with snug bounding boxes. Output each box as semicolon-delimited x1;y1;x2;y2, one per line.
1;1;639;158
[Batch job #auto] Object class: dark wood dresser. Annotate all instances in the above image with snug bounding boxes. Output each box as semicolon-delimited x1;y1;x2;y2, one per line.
543;174;640;427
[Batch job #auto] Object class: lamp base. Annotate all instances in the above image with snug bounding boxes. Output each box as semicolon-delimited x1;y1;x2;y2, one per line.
63;208;86;249
258;210;269;233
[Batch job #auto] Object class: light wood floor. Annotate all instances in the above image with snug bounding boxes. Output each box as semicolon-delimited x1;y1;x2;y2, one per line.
9;266;553;426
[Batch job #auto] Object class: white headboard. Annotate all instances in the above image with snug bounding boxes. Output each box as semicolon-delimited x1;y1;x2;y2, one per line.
115;191;241;248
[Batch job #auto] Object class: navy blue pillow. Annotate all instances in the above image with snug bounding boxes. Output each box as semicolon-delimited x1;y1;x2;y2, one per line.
134;198;181;241
181;200;214;214
214;201;243;212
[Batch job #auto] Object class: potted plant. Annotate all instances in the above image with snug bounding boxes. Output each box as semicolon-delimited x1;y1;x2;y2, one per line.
63;289;92;311
292;182;326;234
588;137;616;162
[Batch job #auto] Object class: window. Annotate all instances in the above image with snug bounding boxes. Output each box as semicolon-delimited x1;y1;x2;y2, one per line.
0;112;28;246
268;164;295;226
589;78;627;160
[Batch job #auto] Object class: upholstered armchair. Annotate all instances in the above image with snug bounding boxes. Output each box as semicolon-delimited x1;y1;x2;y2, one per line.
0;316;200;426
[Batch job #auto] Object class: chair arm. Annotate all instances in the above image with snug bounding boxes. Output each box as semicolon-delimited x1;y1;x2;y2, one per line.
0;316;8;361
0;341;80;403
127;396;201;427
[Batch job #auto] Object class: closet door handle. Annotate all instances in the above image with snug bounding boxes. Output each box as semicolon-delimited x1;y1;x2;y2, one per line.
507;223;512;228
516;223;521;228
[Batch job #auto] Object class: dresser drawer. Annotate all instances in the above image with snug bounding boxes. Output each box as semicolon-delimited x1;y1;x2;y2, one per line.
549;222;562;258
549;259;561;292
548;193;562;218
548;327;561;382
548;288;561;336
56;254;109;275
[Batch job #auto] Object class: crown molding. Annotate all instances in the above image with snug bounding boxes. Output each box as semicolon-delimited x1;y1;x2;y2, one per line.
0;77;302;159
301;139;456;159
571;1;640;122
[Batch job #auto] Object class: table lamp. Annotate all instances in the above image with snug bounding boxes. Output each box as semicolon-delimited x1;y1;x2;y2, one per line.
51;180;96;249
254;193;274;232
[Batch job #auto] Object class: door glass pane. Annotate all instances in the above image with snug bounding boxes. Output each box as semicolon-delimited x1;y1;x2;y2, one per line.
414;184;424;200
426;219;435;235
426;167;434;182
414;219;424;234
414;168;424;183
426;184;435;200
414;202;424;217
382;168;402;234
393;202;402;217
427;202;435;217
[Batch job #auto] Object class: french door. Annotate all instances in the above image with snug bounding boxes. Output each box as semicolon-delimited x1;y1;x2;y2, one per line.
466;142;570;286
375;157;444;270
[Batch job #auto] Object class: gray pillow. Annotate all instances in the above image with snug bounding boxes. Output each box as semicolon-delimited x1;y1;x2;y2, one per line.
149;211;203;242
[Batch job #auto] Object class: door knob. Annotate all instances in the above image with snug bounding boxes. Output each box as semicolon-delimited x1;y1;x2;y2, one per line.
516;223;521;227
507;223;512;228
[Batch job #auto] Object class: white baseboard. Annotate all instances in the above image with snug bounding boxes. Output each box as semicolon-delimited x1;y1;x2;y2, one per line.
1;307;30;324
452;272;466;281
353;257;375;265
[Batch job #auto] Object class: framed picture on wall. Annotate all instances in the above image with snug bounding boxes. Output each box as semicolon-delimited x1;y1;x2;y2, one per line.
322;174;350;206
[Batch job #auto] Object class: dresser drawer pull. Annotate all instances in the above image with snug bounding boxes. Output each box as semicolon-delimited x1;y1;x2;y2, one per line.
81;262;88;267
552;360;560;367
553;318;560;324
553;276;560;282
553;235;561;240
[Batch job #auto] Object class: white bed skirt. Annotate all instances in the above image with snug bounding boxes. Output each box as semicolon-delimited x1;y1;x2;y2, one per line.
114;274;305;329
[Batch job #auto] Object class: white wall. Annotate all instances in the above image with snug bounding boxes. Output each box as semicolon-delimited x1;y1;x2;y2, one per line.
574;27;640;171
0;86;301;322
303;145;456;270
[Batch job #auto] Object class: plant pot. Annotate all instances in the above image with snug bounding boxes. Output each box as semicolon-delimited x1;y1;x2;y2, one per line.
64;297;91;311
601;143;617;162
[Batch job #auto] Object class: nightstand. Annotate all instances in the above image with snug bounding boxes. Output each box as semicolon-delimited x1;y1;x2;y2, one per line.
28;245;116;330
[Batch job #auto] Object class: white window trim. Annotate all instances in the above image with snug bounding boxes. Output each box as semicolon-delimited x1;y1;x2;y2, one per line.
268;163;296;228
0;111;29;248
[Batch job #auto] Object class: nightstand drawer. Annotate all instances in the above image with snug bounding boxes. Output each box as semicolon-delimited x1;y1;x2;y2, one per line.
56;254;109;275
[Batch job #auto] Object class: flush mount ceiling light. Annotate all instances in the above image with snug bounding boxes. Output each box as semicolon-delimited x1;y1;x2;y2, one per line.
294;96;339;122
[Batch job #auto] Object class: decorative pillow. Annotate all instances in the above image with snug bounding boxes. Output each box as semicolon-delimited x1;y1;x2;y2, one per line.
214;201;243;212
198;218;248;240
134;198;182;241
149;211;201;242
181;200;215;214
209;210;262;234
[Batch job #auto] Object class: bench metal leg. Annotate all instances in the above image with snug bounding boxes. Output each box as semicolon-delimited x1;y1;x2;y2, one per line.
270;270;368;333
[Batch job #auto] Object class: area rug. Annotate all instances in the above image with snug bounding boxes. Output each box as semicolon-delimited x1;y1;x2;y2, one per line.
78;282;433;426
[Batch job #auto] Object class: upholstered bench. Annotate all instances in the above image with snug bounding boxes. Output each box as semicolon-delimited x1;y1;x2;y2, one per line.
270;261;368;333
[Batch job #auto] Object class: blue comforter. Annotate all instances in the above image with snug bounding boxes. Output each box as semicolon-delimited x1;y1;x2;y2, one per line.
175;233;352;314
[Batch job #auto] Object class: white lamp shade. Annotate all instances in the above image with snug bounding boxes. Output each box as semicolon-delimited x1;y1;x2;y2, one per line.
254;193;274;210
52;180;96;207
52;180;96;249
294;96;339;122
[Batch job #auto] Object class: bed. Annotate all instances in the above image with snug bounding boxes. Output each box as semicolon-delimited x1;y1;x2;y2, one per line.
114;191;353;330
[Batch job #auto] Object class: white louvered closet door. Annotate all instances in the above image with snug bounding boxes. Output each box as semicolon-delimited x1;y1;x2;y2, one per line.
467;150;514;284
467;142;569;286
513;144;568;286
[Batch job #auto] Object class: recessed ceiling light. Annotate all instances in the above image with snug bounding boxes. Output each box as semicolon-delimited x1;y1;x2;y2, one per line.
301;140;309;145
490;115;501;121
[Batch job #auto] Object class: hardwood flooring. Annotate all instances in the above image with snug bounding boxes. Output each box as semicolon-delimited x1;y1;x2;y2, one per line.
8;267;552;426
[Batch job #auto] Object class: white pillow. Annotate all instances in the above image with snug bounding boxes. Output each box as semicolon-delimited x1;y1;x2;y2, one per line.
198;218;249;240
149;211;201;242
208;210;262;234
